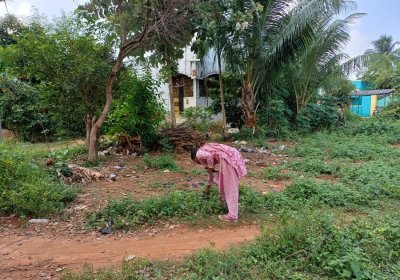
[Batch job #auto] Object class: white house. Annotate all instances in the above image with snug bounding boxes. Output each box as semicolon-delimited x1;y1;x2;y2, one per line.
149;46;222;122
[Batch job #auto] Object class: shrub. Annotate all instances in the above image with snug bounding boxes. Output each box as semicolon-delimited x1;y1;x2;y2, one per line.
0;142;78;216
296;99;338;133
0;75;51;141
105;72;166;149
183;107;213;133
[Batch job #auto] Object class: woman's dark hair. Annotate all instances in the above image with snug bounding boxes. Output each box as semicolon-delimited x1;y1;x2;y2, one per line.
191;148;198;161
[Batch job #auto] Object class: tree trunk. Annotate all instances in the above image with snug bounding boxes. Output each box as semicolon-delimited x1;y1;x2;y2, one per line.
217;50;226;138
167;57;176;128
240;80;257;133
84;115;95;149
87;57;123;161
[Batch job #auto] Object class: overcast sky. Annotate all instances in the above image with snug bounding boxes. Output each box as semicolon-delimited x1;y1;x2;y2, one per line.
0;0;399;58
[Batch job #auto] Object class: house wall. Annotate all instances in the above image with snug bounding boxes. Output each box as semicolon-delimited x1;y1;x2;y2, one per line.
351;80;370;90
370;95;378;116
377;95;391;107
351;96;372;117
157;46;218;119
361;96;372;117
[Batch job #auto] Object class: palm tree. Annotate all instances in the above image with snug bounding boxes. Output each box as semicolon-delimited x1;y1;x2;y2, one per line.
369;35;399;54
287;12;363;114
225;0;358;132
362;35;400;88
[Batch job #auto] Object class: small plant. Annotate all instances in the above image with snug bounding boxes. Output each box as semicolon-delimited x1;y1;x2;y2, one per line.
82;159;101;168
48;149;72;177
159;137;174;153
143;153;178;170
183;107;213;132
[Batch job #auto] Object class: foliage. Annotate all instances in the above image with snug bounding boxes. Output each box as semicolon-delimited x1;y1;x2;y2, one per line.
183;107;213;133
0;141;77;216
362;35;400;89
48;149;73;177
143;153;178;171
296;97;339;133
285;12;361;115
207;74;244;129
0;14;26;48
0;74;50;141
105;72;166;149
86;188;225;230
257;96;293;138
0;16;112;139
78;0;197;160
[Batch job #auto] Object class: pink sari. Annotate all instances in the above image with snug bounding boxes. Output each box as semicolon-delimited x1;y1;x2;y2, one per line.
196;143;247;220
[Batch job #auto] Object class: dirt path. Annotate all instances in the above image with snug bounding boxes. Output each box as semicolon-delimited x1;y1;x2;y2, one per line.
0;225;259;280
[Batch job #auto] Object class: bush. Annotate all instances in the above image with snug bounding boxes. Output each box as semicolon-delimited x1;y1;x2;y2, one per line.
0;75;50;141
183;107;213;133
105;72;166;149
0;142;78;216
296;99;338;133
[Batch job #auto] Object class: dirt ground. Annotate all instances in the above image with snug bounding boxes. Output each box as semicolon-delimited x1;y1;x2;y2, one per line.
0;146;291;280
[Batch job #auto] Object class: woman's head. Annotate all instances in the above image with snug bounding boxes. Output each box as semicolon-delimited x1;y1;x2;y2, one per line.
191;148;199;163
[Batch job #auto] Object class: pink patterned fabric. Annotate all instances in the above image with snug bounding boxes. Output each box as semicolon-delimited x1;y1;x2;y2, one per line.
196;143;247;220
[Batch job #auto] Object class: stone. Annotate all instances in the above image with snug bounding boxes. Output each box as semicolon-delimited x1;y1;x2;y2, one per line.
109;173;118;181
29;219;49;224
114;165;125;171
125;255;136;261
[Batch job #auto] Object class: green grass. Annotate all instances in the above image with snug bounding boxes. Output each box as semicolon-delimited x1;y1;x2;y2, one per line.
0;141;79;216
143;153;179;171
59;117;400;279
22;139;86;158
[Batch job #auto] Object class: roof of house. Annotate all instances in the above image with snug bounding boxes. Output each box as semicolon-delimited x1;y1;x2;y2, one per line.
350;89;395;96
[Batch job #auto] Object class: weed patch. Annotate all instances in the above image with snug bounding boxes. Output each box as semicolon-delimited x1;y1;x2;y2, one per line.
143;153;178;171
0;142;78;216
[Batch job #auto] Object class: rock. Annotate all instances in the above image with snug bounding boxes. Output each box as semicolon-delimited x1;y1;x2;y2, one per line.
240;146;255;153
239;141;247;145
74;205;87;211
29;219;49;224
98;150;110;156
109;173;118;181
99;220;114;235
55;267;65;272
227;128;239;134
163;169;170;173
114;164;125;171
276;145;286;151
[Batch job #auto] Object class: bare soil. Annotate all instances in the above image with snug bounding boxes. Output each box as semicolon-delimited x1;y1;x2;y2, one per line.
0;148;288;280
